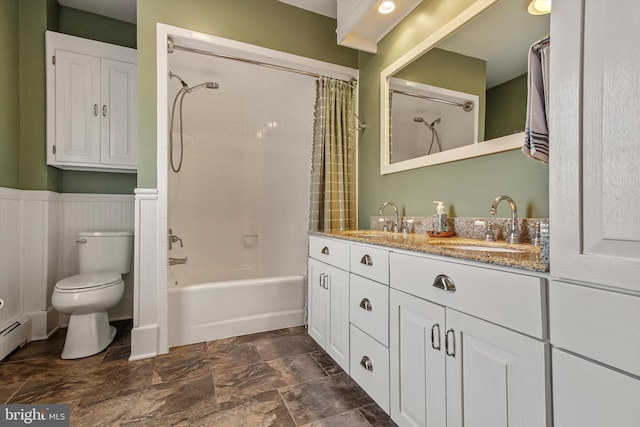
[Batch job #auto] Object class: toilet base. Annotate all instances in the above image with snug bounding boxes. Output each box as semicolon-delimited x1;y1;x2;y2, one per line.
61;311;117;359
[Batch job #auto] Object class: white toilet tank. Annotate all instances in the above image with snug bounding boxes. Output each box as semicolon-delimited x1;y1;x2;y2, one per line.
77;231;134;274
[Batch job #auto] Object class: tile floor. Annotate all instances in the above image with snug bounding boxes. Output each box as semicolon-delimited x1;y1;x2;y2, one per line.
0;321;397;426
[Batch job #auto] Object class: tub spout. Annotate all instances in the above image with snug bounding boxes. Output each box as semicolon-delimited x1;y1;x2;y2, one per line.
169;257;188;266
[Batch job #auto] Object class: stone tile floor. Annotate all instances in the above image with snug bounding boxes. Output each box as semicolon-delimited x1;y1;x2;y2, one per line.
0;320;397;426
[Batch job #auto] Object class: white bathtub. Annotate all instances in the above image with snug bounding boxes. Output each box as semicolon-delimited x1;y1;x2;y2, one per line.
168;275;305;348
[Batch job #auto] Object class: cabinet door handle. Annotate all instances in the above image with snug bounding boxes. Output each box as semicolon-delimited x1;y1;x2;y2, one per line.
431;323;441;350
445;328;455;357
102;105;107;116
360;356;373;371
360;254;373;266
93;104;98;116
322;274;329;289
319;273;325;288
321;246;330;255
432;274;456;292
359;298;372;311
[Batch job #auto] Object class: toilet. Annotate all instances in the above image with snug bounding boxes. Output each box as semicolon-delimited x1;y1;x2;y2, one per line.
52;231;133;359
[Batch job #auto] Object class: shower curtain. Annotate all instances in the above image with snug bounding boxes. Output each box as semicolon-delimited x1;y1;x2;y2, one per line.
309;77;356;231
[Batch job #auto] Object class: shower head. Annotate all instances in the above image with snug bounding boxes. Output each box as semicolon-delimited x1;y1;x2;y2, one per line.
187;82;220;92
430;118;441;127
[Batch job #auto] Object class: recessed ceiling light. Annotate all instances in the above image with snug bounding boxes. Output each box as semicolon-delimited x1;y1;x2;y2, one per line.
378;1;396;15
528;0;552;15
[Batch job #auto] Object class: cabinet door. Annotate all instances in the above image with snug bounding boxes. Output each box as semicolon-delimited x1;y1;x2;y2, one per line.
101;59;137;166
389;289;446;427
550;0;640;291
445;309;549;427
307;258;327;348
553;348;640;427
54;49;101;163
326;264;350;373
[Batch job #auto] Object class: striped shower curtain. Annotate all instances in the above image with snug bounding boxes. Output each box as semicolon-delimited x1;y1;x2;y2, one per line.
309;77;356;232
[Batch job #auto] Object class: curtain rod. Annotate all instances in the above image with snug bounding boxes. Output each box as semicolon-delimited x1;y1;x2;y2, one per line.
168;39;356;84
391;88;474;111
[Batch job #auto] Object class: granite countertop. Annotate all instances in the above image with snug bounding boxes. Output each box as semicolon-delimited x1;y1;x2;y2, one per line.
312;230;549;273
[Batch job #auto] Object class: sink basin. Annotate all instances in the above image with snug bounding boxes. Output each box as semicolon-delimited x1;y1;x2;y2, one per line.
445;245;525;254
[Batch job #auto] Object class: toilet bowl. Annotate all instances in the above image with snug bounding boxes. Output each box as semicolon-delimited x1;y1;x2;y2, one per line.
51;231;133;359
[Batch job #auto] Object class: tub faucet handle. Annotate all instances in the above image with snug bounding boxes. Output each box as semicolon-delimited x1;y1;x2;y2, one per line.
169;228;183;250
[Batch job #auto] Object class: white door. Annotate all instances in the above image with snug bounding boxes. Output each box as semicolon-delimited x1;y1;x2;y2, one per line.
101;58;137;166
307;258;327;348
54;49;101;163
445;309;549;427
552;348;640;427
326;263;350;373
389;289;446;427
550;0;640;291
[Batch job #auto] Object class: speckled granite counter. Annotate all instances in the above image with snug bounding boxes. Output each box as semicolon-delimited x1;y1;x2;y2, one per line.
311;230;548;273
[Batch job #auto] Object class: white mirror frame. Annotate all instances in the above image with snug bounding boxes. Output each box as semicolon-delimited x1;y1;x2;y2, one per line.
380;0;524;175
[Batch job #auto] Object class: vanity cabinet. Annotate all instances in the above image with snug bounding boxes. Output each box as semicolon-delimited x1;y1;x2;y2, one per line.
46;31;137;172
549;1;640;424
389;251;550;427
308;236;350;372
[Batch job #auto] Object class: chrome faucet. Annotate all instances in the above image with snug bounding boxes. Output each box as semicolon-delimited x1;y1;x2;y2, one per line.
489;195;520;244
168;228;183;250
169;257;188;266
378;202;399;232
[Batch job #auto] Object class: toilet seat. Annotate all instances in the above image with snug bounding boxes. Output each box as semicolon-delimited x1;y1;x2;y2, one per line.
55;272;122;293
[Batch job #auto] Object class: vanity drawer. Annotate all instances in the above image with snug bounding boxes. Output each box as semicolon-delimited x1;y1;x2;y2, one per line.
309;236;350;270
350;324;390;414
350;274;389;346
350;243;389;285
390;252;545;338
550;280;640;377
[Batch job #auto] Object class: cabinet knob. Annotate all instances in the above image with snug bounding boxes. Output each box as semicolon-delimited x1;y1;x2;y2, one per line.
432;274;456;292
321;246;330;255
360;254;373;266
445;328;456;357
360;355;373;371
431;323;441;350
359;298;372;311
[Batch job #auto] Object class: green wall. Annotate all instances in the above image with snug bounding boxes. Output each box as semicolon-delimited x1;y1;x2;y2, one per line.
136;0;358;188
485;73;527;140
357;0;548;225
0;0;20;189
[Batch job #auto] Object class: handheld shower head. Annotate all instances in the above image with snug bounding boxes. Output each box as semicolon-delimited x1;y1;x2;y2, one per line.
187;82;219;92
413;117;425;123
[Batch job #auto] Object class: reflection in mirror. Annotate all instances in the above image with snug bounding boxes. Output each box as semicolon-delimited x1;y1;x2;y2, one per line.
380;0;550;174
389;77;478;163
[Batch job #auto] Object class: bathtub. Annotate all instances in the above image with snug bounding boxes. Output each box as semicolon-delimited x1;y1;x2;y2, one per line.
168;275;305;347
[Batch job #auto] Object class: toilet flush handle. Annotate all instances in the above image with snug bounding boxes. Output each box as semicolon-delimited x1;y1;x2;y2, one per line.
76;238;87;244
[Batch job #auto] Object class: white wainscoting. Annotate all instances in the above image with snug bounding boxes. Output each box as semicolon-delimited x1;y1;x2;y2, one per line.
0;188;22;332
0;188;135;344
130;188;160;361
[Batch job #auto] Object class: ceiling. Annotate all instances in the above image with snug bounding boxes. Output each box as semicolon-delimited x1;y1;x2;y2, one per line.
58;0;136;23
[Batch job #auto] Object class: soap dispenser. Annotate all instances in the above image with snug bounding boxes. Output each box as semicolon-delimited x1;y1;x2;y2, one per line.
433;201;449;234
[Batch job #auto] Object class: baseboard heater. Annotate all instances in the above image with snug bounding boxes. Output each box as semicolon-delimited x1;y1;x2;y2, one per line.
0;315;32;361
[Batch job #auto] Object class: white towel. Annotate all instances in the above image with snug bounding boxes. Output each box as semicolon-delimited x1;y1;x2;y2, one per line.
523;36;550;163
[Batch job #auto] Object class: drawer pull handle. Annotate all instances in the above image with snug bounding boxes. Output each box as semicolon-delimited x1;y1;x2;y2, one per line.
360;254;373;266
321;246;330;255
445;328;455;357
359;298;372;311
432;274;456;292
431;323;441;350
360;356;373;372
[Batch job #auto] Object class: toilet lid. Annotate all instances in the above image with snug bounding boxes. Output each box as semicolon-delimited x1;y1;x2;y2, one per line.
56;272;122;291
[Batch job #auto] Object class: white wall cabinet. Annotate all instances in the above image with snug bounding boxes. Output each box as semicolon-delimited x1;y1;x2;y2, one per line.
389;252;549;427
308;237;350;372
46;31;137;172
550;1;640;424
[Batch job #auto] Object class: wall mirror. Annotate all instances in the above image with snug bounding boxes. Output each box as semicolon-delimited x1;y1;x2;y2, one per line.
380;0;550;174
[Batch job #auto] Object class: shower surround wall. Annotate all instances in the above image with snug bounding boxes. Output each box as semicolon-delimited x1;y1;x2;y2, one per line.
166;46;316;346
